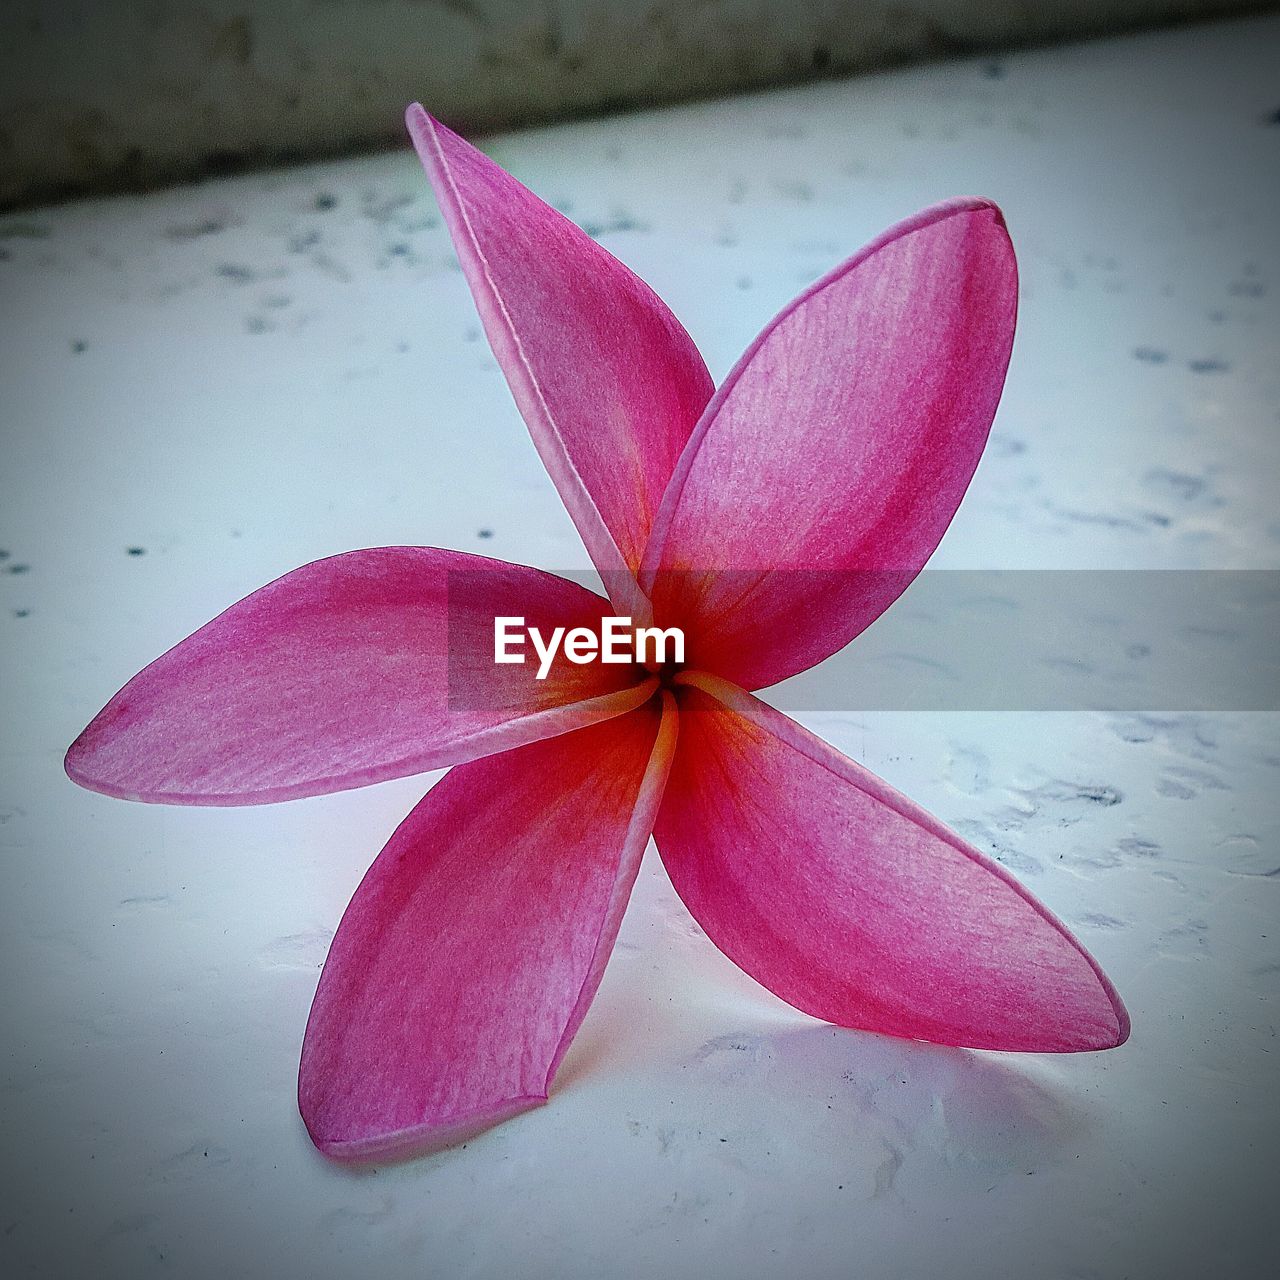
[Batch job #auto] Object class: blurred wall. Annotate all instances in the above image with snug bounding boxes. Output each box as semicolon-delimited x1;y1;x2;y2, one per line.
0;0;1266;209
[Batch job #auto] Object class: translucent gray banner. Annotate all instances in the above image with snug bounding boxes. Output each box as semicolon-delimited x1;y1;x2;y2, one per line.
446;570;1280;712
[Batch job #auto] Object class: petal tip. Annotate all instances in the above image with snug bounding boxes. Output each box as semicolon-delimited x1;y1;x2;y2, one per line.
404;102;437;165
1078;942;1130;1051
404;101;431;138
1054;962;1129;1053
1102;983;1132;1050
967;194;1005;220
64;728;111;797
300;1094;547;1164
921;195;1011;246
63;736;85;783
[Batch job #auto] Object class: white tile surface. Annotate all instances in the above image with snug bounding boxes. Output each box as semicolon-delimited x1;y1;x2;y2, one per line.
2;15;1278;1279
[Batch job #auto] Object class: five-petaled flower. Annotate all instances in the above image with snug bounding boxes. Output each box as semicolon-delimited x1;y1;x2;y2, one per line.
65;105;1129;1162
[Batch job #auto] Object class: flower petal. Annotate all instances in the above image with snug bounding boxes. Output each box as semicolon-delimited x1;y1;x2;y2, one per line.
641;199;1018;689
66;548;655;805
655;674;1128;1052
299;695;678;1160
407;105;713;603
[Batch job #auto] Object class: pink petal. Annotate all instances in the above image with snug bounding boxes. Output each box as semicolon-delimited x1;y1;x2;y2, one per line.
406;106;713;606
641;199;1018;689
655;673;1128;1052
66;548;655;805
299;696;677;1160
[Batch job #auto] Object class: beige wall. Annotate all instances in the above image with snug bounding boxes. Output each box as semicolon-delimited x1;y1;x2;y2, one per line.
0;0;1265;209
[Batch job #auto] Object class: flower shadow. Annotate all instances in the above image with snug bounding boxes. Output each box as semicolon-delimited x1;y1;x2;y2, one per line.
558;991;1088;1183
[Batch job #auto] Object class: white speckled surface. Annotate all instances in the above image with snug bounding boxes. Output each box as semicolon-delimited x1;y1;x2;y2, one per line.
2;15;1278;1279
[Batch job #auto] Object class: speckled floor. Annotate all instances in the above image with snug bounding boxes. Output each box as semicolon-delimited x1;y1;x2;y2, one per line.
2;13;1278;1280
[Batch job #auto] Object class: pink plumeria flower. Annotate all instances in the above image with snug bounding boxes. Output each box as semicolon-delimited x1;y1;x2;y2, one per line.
66;106;1129;1162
